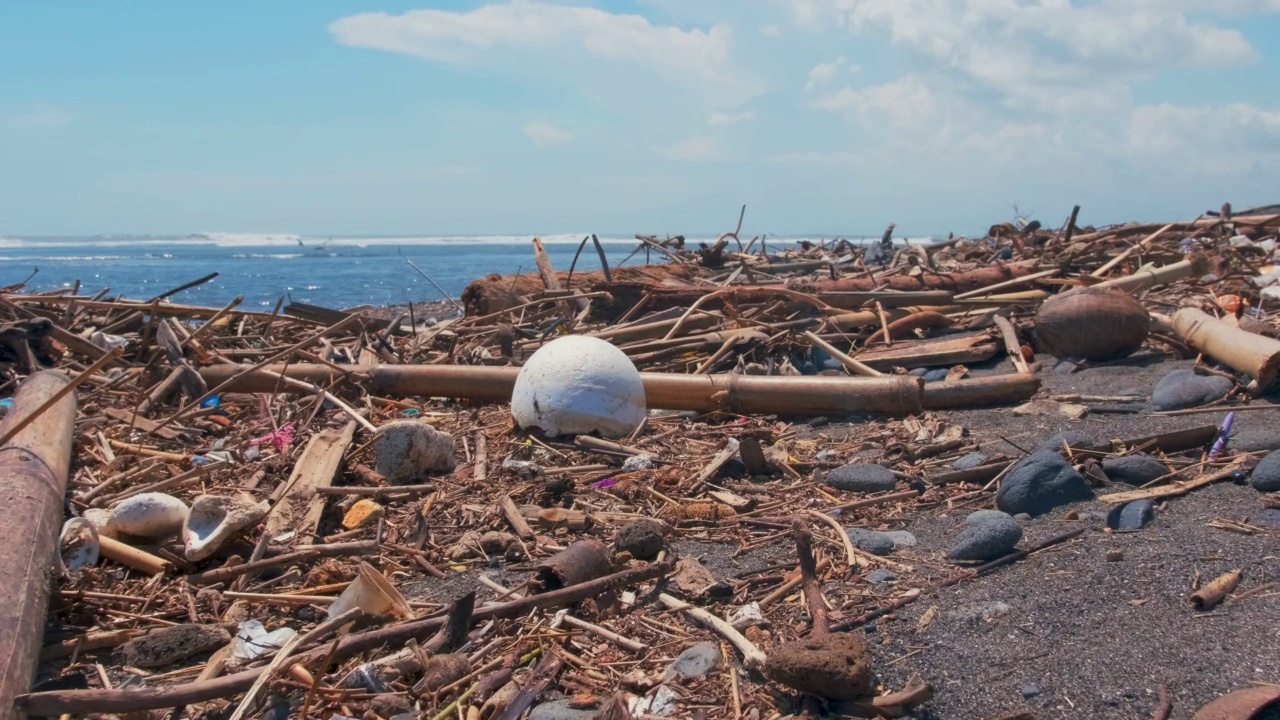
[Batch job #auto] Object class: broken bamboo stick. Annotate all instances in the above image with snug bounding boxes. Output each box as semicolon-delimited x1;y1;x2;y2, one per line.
1172;308;1280;389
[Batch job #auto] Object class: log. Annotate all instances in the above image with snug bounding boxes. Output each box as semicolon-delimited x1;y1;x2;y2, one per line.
1172;308;1280;388
0;371;78;720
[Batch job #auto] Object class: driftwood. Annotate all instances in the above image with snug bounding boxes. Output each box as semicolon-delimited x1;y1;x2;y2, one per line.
460;262;1040;320
460;265;703;317
0;372;77;720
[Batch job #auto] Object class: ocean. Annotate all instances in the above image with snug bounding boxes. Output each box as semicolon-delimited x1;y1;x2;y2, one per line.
0;232;913;310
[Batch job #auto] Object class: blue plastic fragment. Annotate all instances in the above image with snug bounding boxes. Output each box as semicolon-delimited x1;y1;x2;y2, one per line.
200;395;221;409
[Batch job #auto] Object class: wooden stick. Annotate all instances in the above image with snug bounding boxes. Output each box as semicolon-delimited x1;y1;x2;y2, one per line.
806;509;861;569
991;315;1031;374
556;613;646;653
802;331;884;377
315;484;435;497
499;495;535;540
792;518;828;634
658;593;766;670
1097;464;1243;504
1091;222;1174;278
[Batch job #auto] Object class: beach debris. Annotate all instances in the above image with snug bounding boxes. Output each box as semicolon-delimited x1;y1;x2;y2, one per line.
328;562;414;621
825;462;898;493
996;452;1094;516
615;518;666;560
182;493;269;561
1248;450;1280;491
511;335;646;439
948;510;1023;562
342;498;384;529
58;517;100;573
533;539;613;592
1033;287;1150;361
669;557;723;600
8;207;1280;720
105;492;190;540
763;632;872;700
230;619;297;667
374;420;456;483
1191;569;1242;610
1152;369;1234;411
114;624;231;669
1100;455;1171;485
413;653;469;695
1173;308;1280;389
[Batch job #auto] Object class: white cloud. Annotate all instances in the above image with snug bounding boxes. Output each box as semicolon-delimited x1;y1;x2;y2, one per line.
8;104;71;130
809;75;935;125
828;0;1263;113
707;110;755;126
656;136;719;162
805;57;848;92
522;121;573;148
330;2;746;93
1128;102;1280;173
759;24;782;38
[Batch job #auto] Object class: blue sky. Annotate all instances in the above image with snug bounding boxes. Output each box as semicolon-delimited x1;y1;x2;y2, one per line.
3;0;1279;237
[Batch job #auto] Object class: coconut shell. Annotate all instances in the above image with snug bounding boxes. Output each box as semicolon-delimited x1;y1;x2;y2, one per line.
1034;287;1150;361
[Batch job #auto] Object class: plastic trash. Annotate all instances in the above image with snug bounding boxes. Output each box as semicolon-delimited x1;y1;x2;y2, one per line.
90;331;129;351
231;619;298;667
329;562;414;621
510;335;646;439
200;394;221;409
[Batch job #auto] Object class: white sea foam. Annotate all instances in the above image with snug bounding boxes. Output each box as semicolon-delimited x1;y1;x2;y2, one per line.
0;232;938;250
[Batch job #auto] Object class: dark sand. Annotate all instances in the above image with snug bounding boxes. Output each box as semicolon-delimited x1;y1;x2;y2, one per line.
871;354;1280;719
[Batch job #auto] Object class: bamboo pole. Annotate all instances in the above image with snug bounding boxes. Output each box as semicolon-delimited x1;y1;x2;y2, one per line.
1092;256;1211;294
1172;308;1280;388
0;371;78;720
199;363;1040;416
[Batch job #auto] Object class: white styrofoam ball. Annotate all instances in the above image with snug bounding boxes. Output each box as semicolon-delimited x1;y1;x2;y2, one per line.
511;335;646;439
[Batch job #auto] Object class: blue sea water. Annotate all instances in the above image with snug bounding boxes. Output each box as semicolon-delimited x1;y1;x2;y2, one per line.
0;232;909;310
